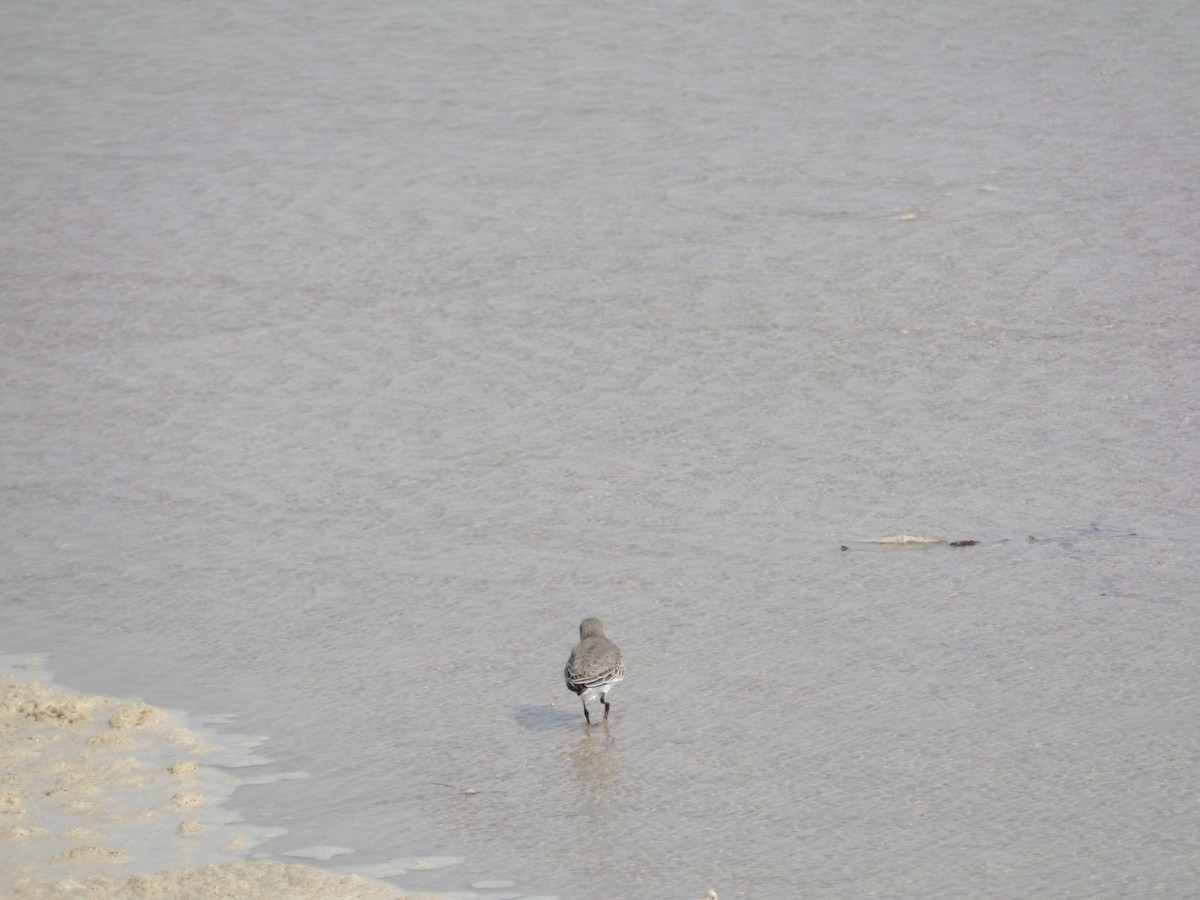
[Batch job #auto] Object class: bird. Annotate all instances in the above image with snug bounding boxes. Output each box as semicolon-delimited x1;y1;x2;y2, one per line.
563;617;625;725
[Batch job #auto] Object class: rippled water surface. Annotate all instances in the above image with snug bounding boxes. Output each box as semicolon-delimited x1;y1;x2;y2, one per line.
4;1;1199;896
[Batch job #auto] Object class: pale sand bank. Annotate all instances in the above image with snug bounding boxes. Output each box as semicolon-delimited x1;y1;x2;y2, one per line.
7;860;409;899
0;657;424;899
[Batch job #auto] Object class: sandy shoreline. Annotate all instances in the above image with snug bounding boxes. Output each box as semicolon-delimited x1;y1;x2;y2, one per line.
0;658;420;899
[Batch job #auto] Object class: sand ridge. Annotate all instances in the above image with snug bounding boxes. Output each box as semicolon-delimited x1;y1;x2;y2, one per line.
0;661;420;899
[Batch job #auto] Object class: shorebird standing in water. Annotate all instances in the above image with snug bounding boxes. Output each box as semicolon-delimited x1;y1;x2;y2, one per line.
564;617;625;725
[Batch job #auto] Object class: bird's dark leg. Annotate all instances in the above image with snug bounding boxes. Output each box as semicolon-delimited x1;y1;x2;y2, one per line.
602;698;611;721
581;700;591;725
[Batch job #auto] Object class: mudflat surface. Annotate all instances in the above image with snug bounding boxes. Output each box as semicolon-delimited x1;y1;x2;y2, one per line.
3;1;1198;897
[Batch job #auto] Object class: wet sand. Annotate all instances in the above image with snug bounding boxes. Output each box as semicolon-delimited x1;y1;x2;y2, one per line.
0;664;418;899
4;0;1197;894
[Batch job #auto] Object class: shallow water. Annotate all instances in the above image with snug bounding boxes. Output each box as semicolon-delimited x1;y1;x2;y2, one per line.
3;0;1199;897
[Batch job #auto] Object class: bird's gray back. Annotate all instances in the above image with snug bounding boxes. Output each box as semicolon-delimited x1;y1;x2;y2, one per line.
565;634;624;688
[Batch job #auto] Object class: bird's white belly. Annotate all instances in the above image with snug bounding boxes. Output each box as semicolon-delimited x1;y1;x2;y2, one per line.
579;676;622;705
